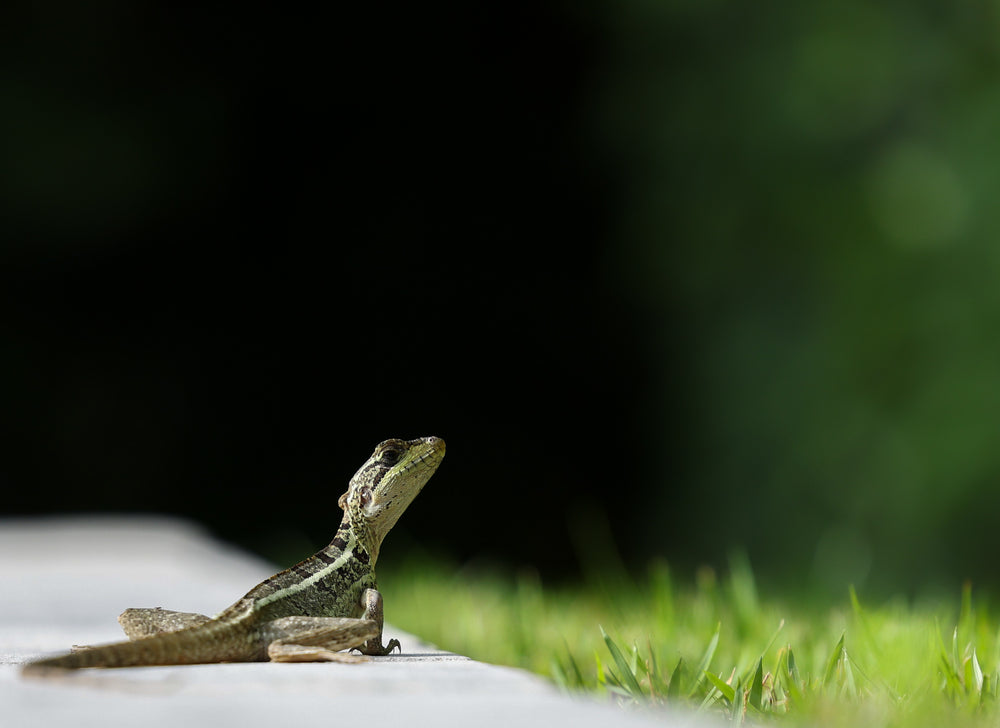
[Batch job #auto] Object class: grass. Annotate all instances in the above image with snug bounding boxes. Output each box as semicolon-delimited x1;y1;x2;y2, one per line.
381;555;1000;727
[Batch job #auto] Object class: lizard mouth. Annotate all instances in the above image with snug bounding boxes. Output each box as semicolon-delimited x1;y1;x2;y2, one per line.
404;436;445;472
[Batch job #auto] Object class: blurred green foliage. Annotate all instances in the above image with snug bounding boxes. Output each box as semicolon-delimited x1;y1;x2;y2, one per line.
386;557;1000;727
594;1;1000;591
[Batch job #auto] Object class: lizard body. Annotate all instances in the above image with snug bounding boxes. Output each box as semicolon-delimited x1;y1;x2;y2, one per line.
22;436;445;672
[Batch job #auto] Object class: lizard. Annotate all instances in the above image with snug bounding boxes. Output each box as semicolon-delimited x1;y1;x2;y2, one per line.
22;435;445;673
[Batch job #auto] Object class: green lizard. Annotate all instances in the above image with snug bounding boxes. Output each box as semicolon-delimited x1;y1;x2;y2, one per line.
22;436;445;673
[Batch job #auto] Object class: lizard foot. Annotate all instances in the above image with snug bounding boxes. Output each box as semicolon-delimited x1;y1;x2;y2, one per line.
356;637;401;656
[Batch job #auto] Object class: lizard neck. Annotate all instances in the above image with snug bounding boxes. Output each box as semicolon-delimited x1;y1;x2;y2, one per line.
326;517;379;569
341;510;381;565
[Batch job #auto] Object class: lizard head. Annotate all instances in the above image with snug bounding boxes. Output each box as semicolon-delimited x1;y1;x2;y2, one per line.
339;436;446;556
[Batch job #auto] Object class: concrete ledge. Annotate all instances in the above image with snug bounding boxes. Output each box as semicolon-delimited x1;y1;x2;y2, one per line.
1;516;713;728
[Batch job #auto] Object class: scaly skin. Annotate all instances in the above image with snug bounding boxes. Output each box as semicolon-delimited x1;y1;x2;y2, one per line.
22;436;445;673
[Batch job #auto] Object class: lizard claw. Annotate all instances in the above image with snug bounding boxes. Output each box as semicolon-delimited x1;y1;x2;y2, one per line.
354;637;400;656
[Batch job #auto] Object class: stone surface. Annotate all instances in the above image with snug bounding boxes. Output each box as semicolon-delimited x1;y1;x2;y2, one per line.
0;516;715;728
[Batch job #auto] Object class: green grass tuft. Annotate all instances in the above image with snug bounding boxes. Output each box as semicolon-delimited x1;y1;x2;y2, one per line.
381;557;1000;726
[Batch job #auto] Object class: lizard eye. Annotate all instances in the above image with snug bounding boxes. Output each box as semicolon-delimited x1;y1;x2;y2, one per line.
380;447;402;465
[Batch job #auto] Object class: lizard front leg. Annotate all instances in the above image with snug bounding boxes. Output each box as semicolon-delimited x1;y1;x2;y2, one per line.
356;588;400;656
264;616;379;663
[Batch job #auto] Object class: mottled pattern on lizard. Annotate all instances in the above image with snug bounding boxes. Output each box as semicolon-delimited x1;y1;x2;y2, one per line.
22;436;445;673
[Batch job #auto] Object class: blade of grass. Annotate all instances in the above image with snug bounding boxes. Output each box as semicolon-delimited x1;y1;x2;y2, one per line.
842;646;857;696
667;658;685;699
748;657;763;711
704;671;736;704
823;633;846;687
780;647;804;705
601;626;643;695
689;622;721;697
733;685;746;725
972;649;984;694
647;639;662;699
937;618;963;697
562;639;585;687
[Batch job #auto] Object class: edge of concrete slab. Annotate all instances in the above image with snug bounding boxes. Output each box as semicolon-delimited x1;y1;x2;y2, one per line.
1;516;718;728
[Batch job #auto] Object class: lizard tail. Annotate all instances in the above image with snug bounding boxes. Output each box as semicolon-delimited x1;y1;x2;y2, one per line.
22;602;261;673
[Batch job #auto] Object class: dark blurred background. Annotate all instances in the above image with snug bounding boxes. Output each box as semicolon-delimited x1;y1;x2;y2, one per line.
3;1;999;596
